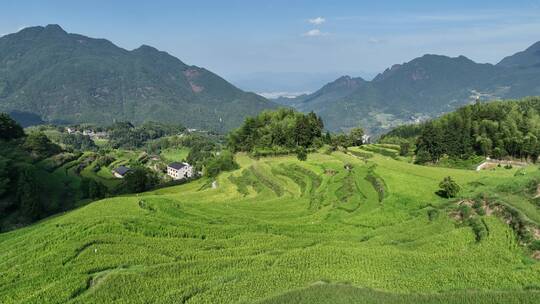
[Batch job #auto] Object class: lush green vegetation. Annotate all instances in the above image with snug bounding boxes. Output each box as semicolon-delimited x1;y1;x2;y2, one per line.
0;114;226;231
107;121;186;149
0;25;280;131
228;109;325;156
0;115;80;230
0;144;539;303
415;98;540;162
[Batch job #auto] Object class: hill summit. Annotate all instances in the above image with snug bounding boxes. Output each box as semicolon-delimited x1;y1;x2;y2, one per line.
275;42;540;134
0;25;280;131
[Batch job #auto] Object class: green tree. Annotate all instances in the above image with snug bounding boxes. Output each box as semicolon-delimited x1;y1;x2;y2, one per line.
80;178;107;199
414;149;431;164
324;131;332;144
296;146;307;161
399;142;410;156
23;132;61;158
0;113;24;141
16;166;41;220
124;167;158;193
348;127;365;146
204;150;238;177
333;134;353;149
0;156;10;197
228;109;325;154
438;176;460;198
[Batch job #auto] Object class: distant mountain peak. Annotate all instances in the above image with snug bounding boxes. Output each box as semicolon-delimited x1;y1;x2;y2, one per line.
44;24;66;32
325;75;365;88
498;40;540;68
373;54;479;82
133;44;160;52
0;24;279;131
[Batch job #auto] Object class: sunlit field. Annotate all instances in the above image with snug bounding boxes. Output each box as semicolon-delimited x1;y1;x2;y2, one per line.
1;148;539;303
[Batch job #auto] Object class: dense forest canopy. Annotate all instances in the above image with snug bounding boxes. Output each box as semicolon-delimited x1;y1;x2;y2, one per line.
228;109;325;154
383;97;540;163
0;114;69;229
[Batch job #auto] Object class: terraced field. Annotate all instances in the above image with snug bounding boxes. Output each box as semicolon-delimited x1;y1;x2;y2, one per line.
1;149;539;303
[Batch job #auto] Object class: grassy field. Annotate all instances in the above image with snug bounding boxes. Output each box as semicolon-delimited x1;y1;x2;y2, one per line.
160;147;190;162
0;148;539;303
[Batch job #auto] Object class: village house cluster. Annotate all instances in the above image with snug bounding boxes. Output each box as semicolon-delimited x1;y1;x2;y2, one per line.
66;127;109;139
112;162;194;181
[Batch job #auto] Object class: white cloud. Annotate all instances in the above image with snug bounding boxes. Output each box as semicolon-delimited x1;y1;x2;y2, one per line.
308;17;325;25
368;38;386;44
303;29;326;37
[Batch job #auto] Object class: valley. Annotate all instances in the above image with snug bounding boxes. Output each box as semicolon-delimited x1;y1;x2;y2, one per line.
2;5;540;303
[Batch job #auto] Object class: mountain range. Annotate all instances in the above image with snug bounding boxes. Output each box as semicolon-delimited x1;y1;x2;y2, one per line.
2;25;540;135
0;25;279;130
275;42;540;134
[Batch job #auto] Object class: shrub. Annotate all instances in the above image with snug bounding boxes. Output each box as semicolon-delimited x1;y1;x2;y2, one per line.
204;150;239;177
415;149;431;164
427;208;439;221
399;142;410;156
297;147;307;161
438;176;460;198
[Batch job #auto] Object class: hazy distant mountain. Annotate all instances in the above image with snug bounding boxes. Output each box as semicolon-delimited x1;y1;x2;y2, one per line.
498;42;540;68
279;44;540;134
0;25;280;131
229;71;376;97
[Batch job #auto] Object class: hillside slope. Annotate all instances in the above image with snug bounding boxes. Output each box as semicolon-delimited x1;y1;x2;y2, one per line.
0;25;280;131
278;43;540;134
1;150;539;303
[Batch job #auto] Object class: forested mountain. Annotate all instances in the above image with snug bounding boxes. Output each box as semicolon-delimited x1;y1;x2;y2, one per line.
0;25;280;131
276;42;540;134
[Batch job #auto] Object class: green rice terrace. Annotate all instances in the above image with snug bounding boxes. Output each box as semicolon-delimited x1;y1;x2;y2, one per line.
1;147;540;303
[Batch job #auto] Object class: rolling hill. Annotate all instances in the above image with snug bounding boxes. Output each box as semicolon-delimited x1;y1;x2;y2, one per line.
0;25;280;131
1;148;539;303
276;43;540;134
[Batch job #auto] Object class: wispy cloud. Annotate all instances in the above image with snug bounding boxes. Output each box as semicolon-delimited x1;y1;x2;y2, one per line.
303;29;326;37
308;17;325;25
368;38;386;44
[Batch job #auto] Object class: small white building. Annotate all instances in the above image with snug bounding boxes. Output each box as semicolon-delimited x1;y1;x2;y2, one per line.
362;134;371;144
167;162;194;180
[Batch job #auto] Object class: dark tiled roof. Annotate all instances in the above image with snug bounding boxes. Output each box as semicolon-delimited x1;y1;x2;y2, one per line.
168;162;186;170
114;165;130;176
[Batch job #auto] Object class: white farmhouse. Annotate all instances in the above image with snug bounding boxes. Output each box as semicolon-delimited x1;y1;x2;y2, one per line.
167;162;194;180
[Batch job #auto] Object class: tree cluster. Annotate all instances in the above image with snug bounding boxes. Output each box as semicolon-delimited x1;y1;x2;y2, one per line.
228;109;324;154
414;98;540;163
59;133;98;151
108;121;185;149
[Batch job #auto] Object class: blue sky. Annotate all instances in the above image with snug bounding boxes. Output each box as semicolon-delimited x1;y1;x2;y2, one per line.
2;0;540;93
